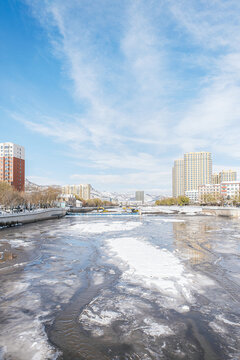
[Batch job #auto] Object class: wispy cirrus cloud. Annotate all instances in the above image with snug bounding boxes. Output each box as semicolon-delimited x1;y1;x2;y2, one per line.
169;0;240;158
10;0;240;190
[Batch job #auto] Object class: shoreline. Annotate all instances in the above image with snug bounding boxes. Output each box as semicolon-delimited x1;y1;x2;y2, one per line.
0;208;66;228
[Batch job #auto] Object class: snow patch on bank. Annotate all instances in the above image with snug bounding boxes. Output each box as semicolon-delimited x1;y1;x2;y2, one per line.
143;206;203;215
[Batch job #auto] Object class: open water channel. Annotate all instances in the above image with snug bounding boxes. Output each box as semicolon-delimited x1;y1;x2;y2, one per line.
0;214;239;359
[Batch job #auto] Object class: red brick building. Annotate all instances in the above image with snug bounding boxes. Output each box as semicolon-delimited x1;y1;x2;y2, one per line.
0;142;25;192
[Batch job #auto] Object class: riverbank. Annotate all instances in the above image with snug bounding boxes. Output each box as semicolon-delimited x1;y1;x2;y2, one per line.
67;205;240;218
142;205;240;218
0;208;66;227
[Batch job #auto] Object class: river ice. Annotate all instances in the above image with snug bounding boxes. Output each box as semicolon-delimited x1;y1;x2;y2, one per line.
0;215;239;359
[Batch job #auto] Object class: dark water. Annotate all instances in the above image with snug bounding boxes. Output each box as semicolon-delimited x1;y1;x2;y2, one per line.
0;215;239;360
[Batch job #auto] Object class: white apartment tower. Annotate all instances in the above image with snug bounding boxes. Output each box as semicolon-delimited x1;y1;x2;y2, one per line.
135;191;144;204
184;152;212;192
62;184;91;200
172;159;184;197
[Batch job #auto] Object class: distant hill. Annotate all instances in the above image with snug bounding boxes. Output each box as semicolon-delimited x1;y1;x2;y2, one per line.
91;187;162;204
25;179;60;192
25;179;43;191
25;179;162;203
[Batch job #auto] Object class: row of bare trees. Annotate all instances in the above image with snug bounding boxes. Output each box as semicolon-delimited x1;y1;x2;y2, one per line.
0;182;61;211
75;195;114;207
155;196;190;206
199;193;240;206
155;193;240;207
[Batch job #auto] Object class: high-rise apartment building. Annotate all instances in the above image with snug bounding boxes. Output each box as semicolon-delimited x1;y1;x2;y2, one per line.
184;152;212;192
62;184;91;200
211;173;219;184
135;191;144;204
82;184;91;200
219;170;237;183
212;170;237;184
0;142;25;192
172;159;184;197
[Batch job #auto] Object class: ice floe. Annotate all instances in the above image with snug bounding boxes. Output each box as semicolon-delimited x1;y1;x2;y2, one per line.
104;236;216;312
69;221;141;234
79;293;175;340
142;318;173;337
1;238;33;248
106;237;194;301
143;206;203;215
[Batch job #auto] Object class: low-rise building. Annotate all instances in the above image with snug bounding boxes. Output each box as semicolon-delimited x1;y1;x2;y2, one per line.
198;184;221;201
185;190;199;203
198;182;240;201
221;181;240;198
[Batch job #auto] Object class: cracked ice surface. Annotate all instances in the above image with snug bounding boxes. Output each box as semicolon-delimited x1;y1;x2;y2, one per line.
1;216;240;359
0;280;59;360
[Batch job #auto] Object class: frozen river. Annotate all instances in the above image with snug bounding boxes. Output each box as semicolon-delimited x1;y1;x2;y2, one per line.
0;214;240;359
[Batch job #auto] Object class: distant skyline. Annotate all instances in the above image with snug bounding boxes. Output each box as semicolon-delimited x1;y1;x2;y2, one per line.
1;0;240;192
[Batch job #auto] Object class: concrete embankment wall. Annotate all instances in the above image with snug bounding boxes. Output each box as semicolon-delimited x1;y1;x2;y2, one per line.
0;208;66;227
202;208;240;218
68;206;117;213
68;207;96;213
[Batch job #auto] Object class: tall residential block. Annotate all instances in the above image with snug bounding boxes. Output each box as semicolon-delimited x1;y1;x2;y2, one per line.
172;159;184;197
212;170;237;184
211;173;219;184
62;184;91;200
135;191;144;204
184;152;212;192
219;170;237;183
82;184;91;200
0;142;25;192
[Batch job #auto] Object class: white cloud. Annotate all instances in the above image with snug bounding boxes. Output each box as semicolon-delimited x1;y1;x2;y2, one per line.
169;0;240;158
169;0;240;50
14;0;240;190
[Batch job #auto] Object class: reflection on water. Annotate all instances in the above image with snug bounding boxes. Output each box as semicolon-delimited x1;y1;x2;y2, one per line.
173;220;213;265
0;216;239;360
0;250;15;262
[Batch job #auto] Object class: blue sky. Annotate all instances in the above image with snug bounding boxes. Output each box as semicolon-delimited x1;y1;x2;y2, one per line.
1;0;240;193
